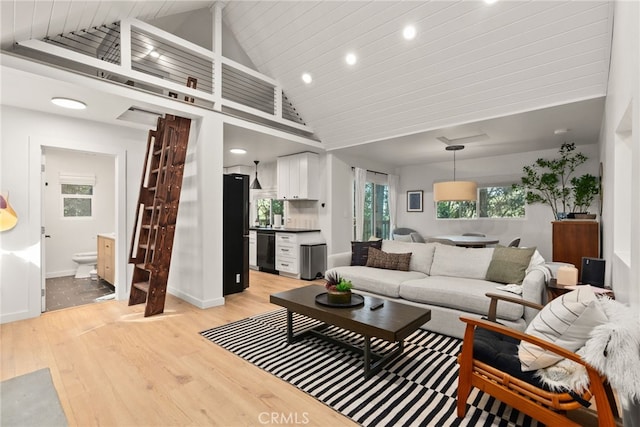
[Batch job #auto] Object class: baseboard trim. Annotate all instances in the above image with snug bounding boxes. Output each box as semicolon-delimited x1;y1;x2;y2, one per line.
167;287;224;309
46;270;76;279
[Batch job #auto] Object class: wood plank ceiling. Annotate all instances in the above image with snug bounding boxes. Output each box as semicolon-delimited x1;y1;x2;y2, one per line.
1;1;613;165
222;1;613;151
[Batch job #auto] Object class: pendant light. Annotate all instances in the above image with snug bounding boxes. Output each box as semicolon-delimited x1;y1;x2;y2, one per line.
433;145;477;201
250;160;262;190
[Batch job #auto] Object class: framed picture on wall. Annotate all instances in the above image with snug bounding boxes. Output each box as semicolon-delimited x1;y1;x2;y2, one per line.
407;190;423;212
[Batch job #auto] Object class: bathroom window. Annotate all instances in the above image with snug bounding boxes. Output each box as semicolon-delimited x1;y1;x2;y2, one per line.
60;173;95;218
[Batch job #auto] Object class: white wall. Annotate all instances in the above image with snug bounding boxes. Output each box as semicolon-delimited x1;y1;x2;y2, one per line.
326;154;358;255
327;144;600;262
168;116;225;309
0;106;146;323
395;145;600;261
43;149;115;277
599;0;640;308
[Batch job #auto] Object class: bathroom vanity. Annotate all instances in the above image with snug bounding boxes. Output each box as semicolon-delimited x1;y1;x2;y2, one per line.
97;234;115;285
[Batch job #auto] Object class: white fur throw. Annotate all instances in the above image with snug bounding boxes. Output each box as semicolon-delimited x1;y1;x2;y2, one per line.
536;297;640;402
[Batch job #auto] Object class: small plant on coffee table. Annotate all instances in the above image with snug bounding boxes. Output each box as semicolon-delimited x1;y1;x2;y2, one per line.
325;272;352;292
325;272;353;304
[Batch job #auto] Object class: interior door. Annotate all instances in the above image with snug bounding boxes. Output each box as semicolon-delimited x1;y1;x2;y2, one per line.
40;151;47;311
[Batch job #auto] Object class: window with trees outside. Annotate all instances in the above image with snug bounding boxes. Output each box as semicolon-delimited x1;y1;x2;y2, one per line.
255;198;283;227
355;178;390;240
436;185;525;219
61;183;94;218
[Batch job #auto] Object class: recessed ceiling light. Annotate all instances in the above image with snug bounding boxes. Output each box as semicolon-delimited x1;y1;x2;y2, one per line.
484;0;498;4
345;53;357;66
230;148;247;154
403;25;416;40
301;73;313;84
149;50;160;58
554;128;569;135
51;97;87;110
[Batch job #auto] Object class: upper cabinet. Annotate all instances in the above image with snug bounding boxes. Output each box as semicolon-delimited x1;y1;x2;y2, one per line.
277;152;319;200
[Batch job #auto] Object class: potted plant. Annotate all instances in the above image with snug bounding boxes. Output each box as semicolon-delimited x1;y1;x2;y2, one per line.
569;174;599;218
325;272;353;304
515;142;599;220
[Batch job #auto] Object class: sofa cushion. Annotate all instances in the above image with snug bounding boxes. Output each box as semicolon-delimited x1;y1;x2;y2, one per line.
400;276;524;321
381;240;436;275
518;287;607;371
366;247;411;271
326;266;427;298
486;245;537;284
429;244;494;279
350;240;382;266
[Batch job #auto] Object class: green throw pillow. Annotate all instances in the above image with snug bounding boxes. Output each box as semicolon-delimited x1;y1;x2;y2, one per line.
485;245;537;285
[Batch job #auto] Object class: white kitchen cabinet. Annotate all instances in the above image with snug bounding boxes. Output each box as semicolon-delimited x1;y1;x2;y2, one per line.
277;152;319;200
249;230;258;270
275;231;324;279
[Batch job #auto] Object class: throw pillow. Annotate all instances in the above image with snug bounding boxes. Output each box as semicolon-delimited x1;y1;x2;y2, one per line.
381;240;435;275
393;233;413;242
485;245;537;285
429;244;494;279
350;240;382;266
366;247;411;271
518;287;608;371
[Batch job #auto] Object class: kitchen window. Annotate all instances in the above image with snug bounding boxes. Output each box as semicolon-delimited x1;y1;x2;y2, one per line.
255;198;283;227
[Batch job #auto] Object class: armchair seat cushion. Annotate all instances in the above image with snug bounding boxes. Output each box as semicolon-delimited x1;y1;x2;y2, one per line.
474;327;548;390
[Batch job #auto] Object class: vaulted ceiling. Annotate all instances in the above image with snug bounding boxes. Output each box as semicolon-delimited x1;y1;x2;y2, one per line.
0;1;614;167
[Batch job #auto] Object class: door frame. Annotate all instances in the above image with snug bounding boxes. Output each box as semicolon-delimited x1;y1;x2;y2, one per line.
31;137;129;314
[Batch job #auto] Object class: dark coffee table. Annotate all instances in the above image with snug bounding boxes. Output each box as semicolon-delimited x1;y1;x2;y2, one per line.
270;284;431;379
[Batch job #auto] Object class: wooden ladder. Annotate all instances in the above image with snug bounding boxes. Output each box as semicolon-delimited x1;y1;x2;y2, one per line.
128;114;191;317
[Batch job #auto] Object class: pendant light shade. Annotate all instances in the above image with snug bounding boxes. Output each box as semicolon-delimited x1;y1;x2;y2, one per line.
433;181;477;201
250;160;262;190
433;145;477;202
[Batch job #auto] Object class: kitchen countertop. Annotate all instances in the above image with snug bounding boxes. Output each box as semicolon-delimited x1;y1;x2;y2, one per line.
250;227;321;233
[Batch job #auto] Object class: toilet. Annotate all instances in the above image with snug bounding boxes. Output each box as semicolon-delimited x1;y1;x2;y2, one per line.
72;251;98;279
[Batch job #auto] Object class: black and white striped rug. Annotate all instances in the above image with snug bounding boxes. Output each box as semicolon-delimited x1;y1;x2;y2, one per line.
200;309;538;427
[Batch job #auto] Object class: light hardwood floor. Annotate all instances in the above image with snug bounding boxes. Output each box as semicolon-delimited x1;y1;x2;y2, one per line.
0;271;358;427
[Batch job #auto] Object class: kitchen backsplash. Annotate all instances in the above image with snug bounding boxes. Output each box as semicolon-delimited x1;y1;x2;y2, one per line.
285;200;319;229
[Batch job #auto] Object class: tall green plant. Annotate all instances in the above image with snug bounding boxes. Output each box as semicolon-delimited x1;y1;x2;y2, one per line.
570;174;599;213
515;142;594;220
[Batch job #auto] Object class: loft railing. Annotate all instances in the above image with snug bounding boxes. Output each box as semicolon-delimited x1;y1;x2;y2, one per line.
16;18;312;134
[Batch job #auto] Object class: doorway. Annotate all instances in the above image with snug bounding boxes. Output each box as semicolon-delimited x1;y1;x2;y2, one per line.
42;147;116;312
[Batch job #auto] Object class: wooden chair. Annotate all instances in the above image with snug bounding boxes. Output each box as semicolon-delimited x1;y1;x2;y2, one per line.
457;293;619;426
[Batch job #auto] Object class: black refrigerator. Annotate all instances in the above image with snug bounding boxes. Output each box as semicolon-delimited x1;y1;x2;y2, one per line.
223;173;249;295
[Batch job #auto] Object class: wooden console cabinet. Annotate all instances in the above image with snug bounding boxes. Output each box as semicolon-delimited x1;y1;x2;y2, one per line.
97;234;115;285
552;221;599;278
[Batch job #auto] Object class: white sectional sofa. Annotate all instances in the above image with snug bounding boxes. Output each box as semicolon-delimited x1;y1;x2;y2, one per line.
326;240;549;339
